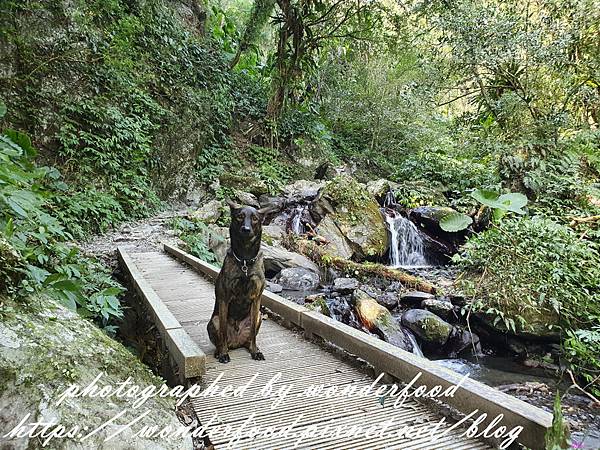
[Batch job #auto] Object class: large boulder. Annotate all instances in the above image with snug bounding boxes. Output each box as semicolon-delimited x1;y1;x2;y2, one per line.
314;216;354;260
219;173;269;196
189;199;223;224
312;176;388;260
233;190;260;208
0;297;191;450
401;309;453;346
421;298;455;321
352;290;417;353
366;179;399;202
206;226;229;264
474;309;561;342
332;277;359;294
409;206;468;255
282;180;324;202
262;244;320;277
275;267;320;291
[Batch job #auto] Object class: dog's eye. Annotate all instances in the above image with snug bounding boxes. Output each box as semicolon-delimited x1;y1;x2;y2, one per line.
252;216;259;223
237;213;244;221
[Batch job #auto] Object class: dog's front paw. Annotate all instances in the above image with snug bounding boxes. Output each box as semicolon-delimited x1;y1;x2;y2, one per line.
217;353;230;363
251;351;265;361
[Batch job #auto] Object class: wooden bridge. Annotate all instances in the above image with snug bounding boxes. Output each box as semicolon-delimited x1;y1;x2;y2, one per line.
118;244;552;449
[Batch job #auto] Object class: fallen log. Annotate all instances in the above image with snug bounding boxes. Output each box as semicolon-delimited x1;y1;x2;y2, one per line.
290;239;437;294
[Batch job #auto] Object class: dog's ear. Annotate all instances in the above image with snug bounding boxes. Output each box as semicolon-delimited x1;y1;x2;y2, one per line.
226;199;242;211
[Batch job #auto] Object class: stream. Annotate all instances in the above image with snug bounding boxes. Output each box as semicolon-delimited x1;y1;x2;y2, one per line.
281;198;599;447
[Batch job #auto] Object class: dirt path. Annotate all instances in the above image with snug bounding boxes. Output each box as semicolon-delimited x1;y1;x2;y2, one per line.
79;205;188;268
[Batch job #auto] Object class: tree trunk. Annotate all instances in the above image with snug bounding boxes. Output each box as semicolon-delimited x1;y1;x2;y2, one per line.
292;239;437;294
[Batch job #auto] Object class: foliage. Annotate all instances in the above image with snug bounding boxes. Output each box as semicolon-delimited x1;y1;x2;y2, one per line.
0;0;233;236
455;217;600;390
439;212;473;233
564;327;600;397
544;393;570;450
248;145;294;194
0;128;123;328
170;217;219;264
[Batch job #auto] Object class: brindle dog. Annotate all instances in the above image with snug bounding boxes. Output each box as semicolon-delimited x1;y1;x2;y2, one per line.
207;201;271;363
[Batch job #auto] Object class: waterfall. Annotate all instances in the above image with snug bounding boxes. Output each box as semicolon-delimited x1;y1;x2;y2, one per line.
404;329;424;357
383;209;428;268
290;206;305;234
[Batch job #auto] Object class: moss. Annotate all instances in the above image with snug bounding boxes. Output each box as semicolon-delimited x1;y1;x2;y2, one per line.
0;296;187;449
393;180;449;208
320;175;388;257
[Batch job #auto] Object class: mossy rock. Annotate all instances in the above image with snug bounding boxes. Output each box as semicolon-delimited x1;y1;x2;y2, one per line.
0;296;191;449
315;176;388;260
219;173;269;196
401;309;453;346
474;299;561;341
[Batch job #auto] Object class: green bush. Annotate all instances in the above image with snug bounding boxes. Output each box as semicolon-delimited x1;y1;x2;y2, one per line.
0;127;123;328
170;217;219;264
455;217;600;391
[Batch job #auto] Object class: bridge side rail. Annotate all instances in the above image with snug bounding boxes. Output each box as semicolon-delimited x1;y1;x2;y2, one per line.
163;243;552;449
118;247;206;382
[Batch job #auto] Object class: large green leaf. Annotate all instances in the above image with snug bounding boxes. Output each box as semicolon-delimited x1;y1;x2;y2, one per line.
470;189;507;210
440;212;473;232
498;192;528;214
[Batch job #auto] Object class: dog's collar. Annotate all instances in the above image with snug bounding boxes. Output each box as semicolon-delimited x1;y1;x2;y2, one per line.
229;248;259;276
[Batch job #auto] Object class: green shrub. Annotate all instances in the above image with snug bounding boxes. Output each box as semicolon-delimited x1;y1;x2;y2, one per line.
0;128;123;328
170;217;219;264
455;217;600;392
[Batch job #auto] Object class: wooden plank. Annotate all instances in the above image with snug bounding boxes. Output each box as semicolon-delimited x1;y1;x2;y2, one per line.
117;247;206;380
165;327;205;378
302;310;552;449
160;246;550;449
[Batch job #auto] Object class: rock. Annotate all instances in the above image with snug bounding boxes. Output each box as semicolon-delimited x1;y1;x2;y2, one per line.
275;267;320;291
258;195;286;216
332;277;359;294
0;298;191;450
400;291;434;304
234;190;260;208
206;227;229;264
282;180;324;201
305;293;326;303
219;173;269;196
190;199;223;224
445;327;481;357
421;298;455;321
266;281;283;293
352;290;416;353
475;311;561;342
352;290;392;331
401;309;453;346
312;176;388;260
366;179;399;201
377;292;399;310
185;185;208;207
314;216;354;260
262;225;285;243
262;244;320;277
409;206;468;254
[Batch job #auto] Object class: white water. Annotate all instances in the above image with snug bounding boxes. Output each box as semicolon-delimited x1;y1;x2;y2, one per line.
405;329;424;357
291;206;305;234
384;210;428;268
